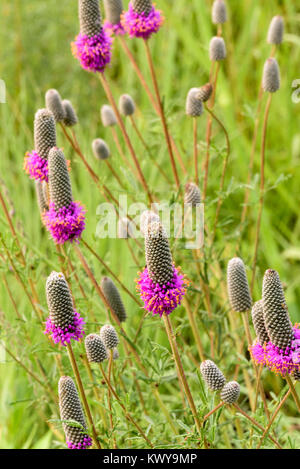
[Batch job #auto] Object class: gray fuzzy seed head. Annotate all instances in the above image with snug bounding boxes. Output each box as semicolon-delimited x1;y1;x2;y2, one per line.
251;300;269;346
34;109;57;160
92;138;110;160
104;0;124;25
227;257;252;312
100;324;119;349
140;210;160;236
101;105;117;127
212;0;227;24
132;0;152;16
145;221;174;286
101;277;127;322
267;16;284;45
79;0;102;37
46;272;74;330
200;360;226;391
62;100;78;127
186;88;203;117
48;147;73;210
184;182;201;206
197;83;213;102
45;89;66;123
85;334;108;363
35;181;48;216
119;94;135;117
262;58;280;93
118;217;134;239
220;381;240;404
58;376;88;446
262;269;294;350
209;36;226;61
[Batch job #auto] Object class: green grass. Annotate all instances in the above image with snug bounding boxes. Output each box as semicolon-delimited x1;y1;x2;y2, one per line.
0;0;300;449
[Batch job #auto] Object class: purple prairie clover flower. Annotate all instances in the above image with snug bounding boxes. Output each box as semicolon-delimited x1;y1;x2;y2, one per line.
121;2;164;40
103;0;125;36
104;19;125;36
71;31;113;73
24;150;48;182
43;201;86;245
67;437;93;450
136;265;188;317
45;309;85;346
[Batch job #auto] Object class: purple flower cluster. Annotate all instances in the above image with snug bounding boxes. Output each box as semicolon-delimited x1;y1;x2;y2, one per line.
71;31;112;73
104;19;125;36
136;266;188;317
44;310;85;346
67;436;92;450
122;3;164;40
250;324;300;376
43;201;86;245
24;151;48;182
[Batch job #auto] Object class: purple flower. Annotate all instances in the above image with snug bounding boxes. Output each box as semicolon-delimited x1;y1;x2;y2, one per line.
43;201;86;245
250;341;266;366
103;19;126;36
121;2;164;40
67;436;93;450
136;265;188;317
45;310;85;346
24;151;48;182
71;30;113;73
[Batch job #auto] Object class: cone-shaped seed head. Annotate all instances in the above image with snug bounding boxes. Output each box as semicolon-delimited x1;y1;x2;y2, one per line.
45;89;66;123
132;0;152;16
119;94;135;116
251;300;269;346
197;83;213;102
209;36;226;61
262;58;280;93
212;0;227;24
58;376;89;448
85;334;108;362
104;0;124;25
140;210;160;236
62;100;78;127
92;138;110;160
262;269;294;350
267;16;284;45
101;277;127;322
34;109;57;160
220;381;240;404
118;217;133;238
200;360;226;391
227;257;252;312
46;272;74;330
184;182;201;206
35;181;48;215
100;324;119;349
145;221;173;286
101;105;117;127
48;148;73;210
186;88;203;117
79;0;102;37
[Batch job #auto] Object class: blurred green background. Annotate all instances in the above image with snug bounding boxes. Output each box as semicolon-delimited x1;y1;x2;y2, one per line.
0;0;300;448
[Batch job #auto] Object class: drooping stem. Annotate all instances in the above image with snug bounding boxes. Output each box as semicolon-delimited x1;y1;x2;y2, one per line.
202;401;225;423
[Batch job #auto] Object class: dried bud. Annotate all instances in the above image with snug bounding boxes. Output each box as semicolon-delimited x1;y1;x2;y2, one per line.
101;105;117;127
220;381;240;404
262;58;280;93
104;0;124;25
119;94;135;116
45;89;66;123
100;324;119;349
262;269;294;350
197;83;213;102
212;0;227;24
267;16;284;45
79;0;102;37
101;277;127;322
85;334;108;363
132;0;152;16
118;217;133;238
200;360;226;391
145;221;173;286
34;109;57;160
58;376;92;449
209;36;226;61
186;88;203;117
184;182;201;206
62;100;78;127
48;148;73;210
227;257;252;312
92;138;110;160
251;300;269;346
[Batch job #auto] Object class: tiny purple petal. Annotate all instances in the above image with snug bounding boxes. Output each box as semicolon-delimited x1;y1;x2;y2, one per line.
121;3;164;40
44;310;85;346
71;31;112;73
43;201;86;245
24;151;48;182
66;436;92;450
103;19;126;36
